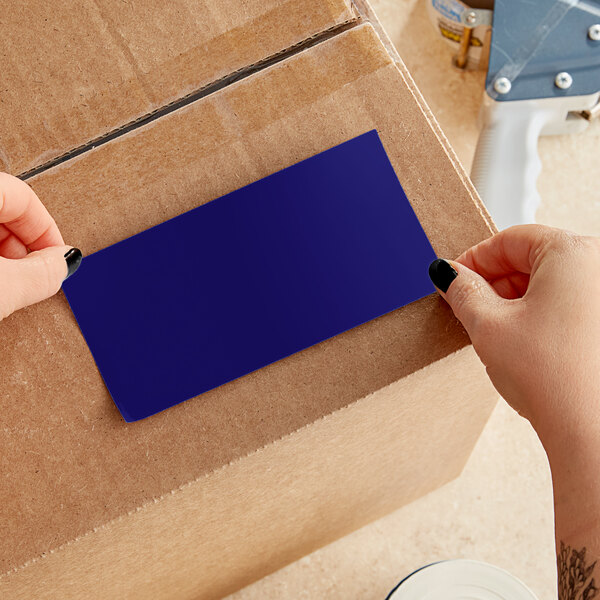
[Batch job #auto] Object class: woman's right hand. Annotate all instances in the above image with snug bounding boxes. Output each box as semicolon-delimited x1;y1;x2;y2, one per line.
428;224;600;450
428;224;600;596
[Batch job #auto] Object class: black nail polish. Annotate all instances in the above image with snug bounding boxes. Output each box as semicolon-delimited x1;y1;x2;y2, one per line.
64;248;83;280
428;258;457;293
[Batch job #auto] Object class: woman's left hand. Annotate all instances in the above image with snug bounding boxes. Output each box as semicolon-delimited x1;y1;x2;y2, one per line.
0;173;81;322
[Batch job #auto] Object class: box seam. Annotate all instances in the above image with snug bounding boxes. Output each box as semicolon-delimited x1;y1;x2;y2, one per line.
0;343;472;580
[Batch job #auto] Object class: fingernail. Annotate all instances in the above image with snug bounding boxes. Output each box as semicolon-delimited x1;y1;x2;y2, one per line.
428;258;457;293
64;248;83;280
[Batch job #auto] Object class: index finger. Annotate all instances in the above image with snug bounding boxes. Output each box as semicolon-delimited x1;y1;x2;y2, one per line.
0;173;64;250
456;224;562;280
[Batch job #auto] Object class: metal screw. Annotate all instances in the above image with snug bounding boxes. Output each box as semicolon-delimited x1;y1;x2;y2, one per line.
494;77;512;95
555;71;573;90
589;24;600;41
465;11;477;25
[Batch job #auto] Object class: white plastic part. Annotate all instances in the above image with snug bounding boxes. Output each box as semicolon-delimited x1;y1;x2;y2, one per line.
387;559;539;599
471;92;599;230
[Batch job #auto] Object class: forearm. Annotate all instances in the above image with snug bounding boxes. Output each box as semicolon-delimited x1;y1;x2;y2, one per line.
540;424;600;599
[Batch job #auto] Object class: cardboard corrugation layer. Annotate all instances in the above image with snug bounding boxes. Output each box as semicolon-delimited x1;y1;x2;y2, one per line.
0;0;356;176
0;10;497;599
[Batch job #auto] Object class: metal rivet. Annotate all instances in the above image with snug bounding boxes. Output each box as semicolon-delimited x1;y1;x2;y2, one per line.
555;71;573;89
589;24;600;41
465;11;477;25
494;77;512;94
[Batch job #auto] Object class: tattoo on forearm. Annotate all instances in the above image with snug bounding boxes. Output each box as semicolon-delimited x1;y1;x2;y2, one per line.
558;541;598;600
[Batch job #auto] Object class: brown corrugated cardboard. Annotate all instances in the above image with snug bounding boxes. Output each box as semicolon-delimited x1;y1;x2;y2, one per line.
0;12;497;600
0;0;356;176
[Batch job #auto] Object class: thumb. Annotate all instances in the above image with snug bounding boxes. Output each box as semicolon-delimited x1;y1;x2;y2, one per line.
428;258;504;339
0;246;82;320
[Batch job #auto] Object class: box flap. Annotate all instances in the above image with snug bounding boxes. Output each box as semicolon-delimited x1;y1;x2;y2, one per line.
0;0;356;176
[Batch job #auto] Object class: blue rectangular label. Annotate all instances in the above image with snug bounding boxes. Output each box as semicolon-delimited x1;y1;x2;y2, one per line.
63;130;437;421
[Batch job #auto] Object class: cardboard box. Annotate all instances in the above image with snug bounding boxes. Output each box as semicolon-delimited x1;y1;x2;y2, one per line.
0;4;497;599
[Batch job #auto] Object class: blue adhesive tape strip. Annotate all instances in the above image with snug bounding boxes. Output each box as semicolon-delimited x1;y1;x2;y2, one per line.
63;130;437;422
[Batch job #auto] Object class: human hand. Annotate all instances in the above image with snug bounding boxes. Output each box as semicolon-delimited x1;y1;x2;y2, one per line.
0;173;81;322
428;224;600;449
